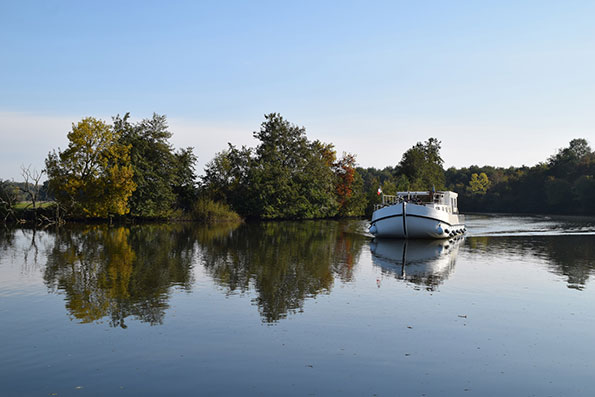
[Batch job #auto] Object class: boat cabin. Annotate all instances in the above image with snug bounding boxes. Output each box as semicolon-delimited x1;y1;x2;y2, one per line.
375;191;459;214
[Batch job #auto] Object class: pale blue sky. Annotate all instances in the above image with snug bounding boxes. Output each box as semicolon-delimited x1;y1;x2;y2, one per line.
1;1;595;179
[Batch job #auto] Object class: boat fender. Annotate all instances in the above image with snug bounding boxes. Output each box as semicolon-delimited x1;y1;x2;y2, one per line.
369;224;377;235
444;229;450;235
436;225;444;235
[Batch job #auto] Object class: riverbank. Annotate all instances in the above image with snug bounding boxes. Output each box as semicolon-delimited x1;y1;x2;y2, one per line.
1;198;242;226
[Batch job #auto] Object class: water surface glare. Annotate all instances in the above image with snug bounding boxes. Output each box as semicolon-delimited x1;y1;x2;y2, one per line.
1;216;595;396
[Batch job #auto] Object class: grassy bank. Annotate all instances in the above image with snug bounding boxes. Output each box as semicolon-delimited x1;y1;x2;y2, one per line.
2;199;242;225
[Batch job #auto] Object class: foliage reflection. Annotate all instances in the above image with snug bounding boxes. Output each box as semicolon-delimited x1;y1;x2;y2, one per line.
43;224;199;327
39;220;365;326
7;222;592;326
198;220;366;322
466;235;595;290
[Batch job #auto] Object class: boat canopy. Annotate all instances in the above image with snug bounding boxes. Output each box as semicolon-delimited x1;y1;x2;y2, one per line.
377;191;459;213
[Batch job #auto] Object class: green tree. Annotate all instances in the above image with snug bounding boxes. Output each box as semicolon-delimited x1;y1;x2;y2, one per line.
0;180;18;222
45;117;136;217
251;113;312;218
381;179;397;195
298;140;339;218
114;113;196;217
548;138;593;178
202;144;256;216
202;114;367;219
397;137;445;190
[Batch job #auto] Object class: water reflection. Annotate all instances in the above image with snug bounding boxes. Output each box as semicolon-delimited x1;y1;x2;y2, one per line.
370;237;463;290
43;224;201;327
466;235;595;290
5;218;595;327
199;220;366;322
28;220;366;325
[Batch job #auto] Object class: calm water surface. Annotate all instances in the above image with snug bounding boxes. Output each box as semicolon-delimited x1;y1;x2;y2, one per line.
1;215;595;396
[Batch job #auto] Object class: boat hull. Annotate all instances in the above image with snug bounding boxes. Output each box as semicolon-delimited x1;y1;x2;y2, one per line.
369;202;465;239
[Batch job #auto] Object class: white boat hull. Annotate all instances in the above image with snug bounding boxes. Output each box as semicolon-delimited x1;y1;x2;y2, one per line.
369;202;465;239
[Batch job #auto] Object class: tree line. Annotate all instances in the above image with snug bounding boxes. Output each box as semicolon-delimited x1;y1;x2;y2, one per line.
359;138;595;216
2;110;594;223
446;138;595;214
1;113;368;223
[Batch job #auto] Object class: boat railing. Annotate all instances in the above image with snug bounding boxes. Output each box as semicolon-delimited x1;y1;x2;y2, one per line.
373;194;402;211
382;194;401;206
373;191;461;214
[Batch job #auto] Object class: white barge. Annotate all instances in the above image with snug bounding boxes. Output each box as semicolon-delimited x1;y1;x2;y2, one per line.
369;191;465;239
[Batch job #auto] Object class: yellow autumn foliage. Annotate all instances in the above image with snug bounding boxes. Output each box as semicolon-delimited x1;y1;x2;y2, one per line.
46;117;136;217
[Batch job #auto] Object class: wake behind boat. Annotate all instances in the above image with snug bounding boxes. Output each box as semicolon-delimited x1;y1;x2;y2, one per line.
369;191;465;239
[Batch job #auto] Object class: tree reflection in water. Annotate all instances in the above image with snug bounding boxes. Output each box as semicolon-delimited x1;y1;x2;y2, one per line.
43;224;200;328
17;221;595;326
39;220;366;326
467;235;595;290
198;220;366;323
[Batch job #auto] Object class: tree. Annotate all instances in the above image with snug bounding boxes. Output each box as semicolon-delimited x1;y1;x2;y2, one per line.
548;138;593;178
202;149;235;203
114;113;196;217
0;179;17;222
397;137;445;190
333;152;366;216
173;147;198;211
573;175;595;213
202;144;256;216
251;113;312;218
45;117;136;217
296;140;339;218
201;113;367;219
468;172;490;195
382;179;397;196
19;165;45;223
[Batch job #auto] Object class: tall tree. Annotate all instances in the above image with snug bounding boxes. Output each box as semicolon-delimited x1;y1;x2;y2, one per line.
173;147;198;211
252;113;311;218
114;113;196;217
397;137;445;190
45;117;136;217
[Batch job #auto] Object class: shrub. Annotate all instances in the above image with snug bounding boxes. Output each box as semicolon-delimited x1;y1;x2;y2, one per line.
191;197;241;223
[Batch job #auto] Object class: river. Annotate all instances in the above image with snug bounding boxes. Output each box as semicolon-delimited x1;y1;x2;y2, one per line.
1;215;595;396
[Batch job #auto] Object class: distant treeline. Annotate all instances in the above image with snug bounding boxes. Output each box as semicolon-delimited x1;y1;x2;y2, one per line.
1;181;53;203
2;111;594;224
359;138;595;216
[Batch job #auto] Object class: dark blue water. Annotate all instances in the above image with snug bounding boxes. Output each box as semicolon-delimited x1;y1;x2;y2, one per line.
1;216;595;396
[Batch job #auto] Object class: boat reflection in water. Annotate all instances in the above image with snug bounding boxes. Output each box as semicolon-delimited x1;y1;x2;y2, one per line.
370;237;464;290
